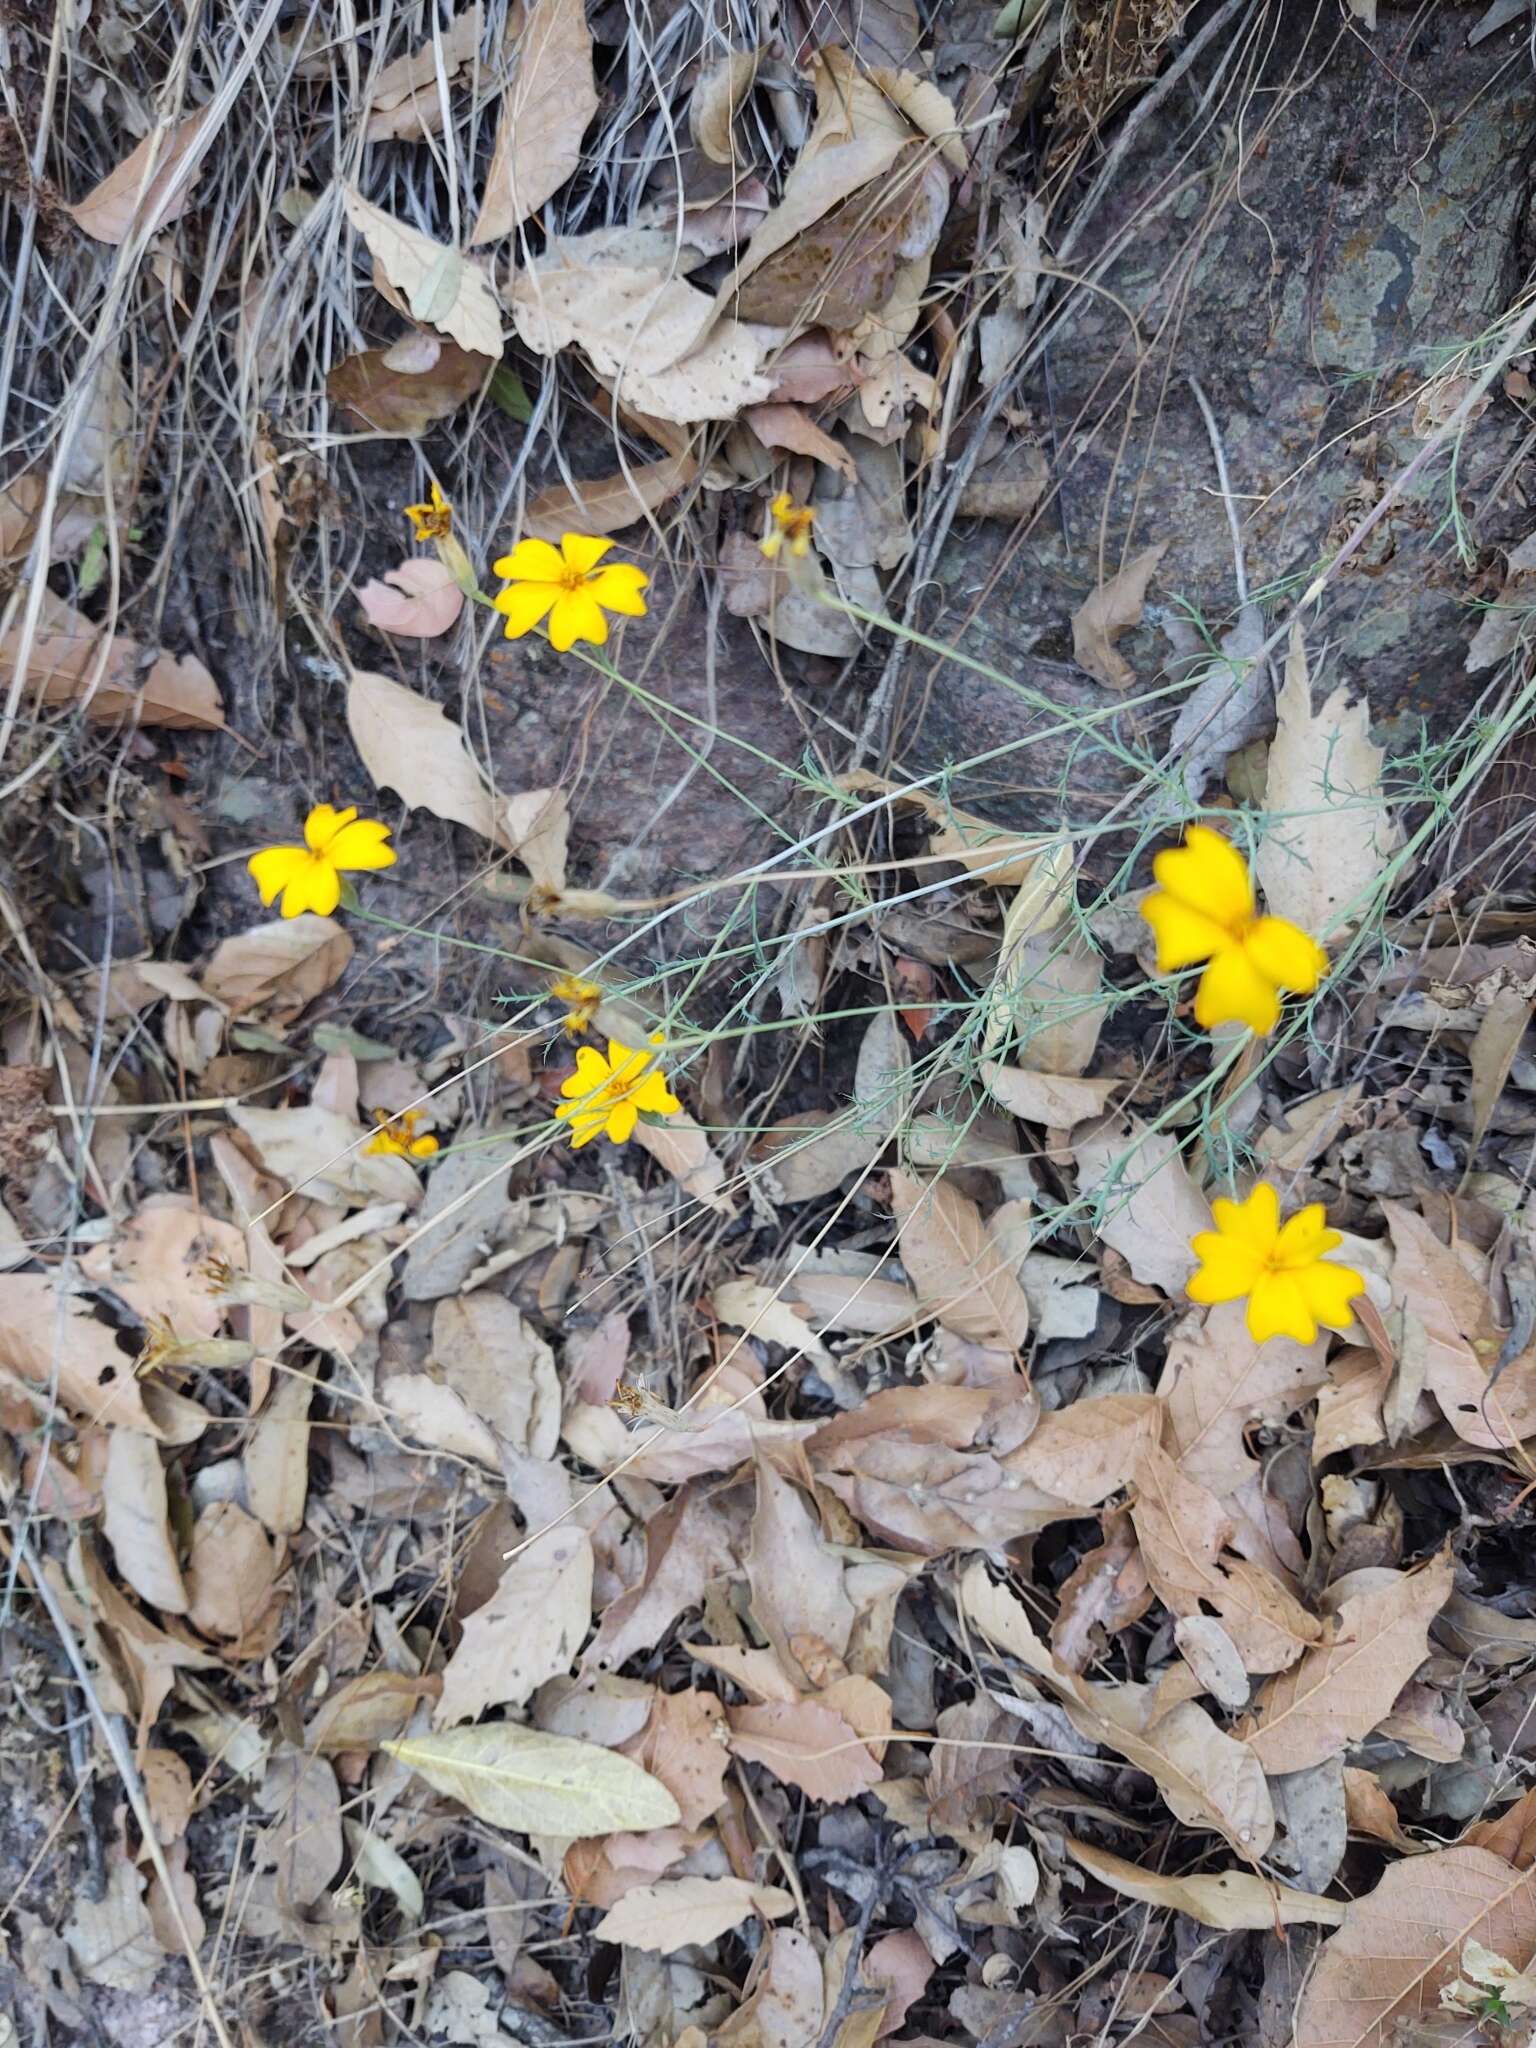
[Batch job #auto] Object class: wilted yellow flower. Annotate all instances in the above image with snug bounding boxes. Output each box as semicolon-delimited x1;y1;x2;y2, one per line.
551;971;602;1037
556;1034;680;1148
248;804;394;919
761;490;815;560
1188;1183;1365;1344
492;534;649;652
1139;824;1328;1036
365;1108;439;1159
405;480;452;542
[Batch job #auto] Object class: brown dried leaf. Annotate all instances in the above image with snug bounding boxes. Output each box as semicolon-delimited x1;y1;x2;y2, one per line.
888;1170;1030;1349
471;0;597;244
1241;1552;1454;1773
1342;1766;1424;1854
79;1197;246;1342
184;1502;281;1643
0;592;225;728
632;1110;736;1216
244;1368;312;1536
1065;1835;1344;1931
1464;1784;1536;1870
347;668;502;843
728;1698;882;1802
746;1461;855;1687
201;914;352;1023
619;1689;731;1831
523;456;697;540
1051;1507;1153;1671
1383;1201;1536;1448
691;47;761;163
1071;543;1167;689
0;1272;160;1433
1130;1445;1320;1674
326;340;490;435
1157;1302;1330;1494
67;112;208;243
982;1062;1119;1128
103;1429;186;1614
263;1748;343;1909
1073;1118;1206;1300
307;1670;442;1753
744;402;856;480
584;1487;735;1672
593;1876;793;1954
365;6;487;142
1295;1848;1536;2048
433;1292;560;1457
961;1562;1274;1857
436;1528;593;1725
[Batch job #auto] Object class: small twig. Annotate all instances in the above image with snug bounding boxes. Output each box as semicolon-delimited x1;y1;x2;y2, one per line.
814;1868;888;2048
1187;374;1249;604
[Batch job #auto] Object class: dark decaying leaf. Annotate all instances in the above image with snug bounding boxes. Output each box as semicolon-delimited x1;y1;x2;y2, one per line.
326;341;492;436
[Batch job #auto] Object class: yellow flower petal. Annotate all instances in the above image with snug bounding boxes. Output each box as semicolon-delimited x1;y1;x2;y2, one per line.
760;531;784;560
248;844;307;908
1193;948;1282;1034
1187;1234;1265;1304
548;588;609;651
325;817;395;873
606;1099;639;1143
1152;825;1253;932
409;1134;440;1158
1211;1185;1281;1255
1296;1260;1366;1331
497;582;558;638
494;538;566;582
1274;1203;1341;1266
305;803;358;855
1245;915;1328;994
586;563;650;614
279;854;342;918
1246;1272;1319;1344
632;1071;682;1116
560;533;614;575
1140;892;1234;972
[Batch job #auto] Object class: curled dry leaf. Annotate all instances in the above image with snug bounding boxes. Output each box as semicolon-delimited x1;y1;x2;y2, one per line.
1240;1551;1454;1773
346;668;501;844
0;1272;162;1434
470;0;598;245
593;1876;794;1954
383;1724;682;1835
1256;623;1397;939
523;456;697;540
1071;542;1167;689
364;6;487;142
1072;1118;1206;1300
357;556;466;638
68;111;209;244
1;590;225;728
1295;1847;1536;2048
326;338;490;435
888;1170;1030;1350
728;1697;883;1803
691;47;761;164
307;1669;443;1753
342;187;503;359
960;1563;1274;1858
1065;1836;1344;1931
1382;1200;1536;1448
201;914;352;1023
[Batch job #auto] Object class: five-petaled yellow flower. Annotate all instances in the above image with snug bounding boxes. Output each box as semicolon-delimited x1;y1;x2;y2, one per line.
556;1034;681;1148
1189;1183;1365;1344
405;481;452;543
551;972;602;1037
1140;824;1328;1036
248;804;395;919
761;491;815;560
492;534;649;652
365;1108;439;1159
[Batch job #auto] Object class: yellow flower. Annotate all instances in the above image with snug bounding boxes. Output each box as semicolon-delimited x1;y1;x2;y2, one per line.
1188;1183;1365;1345
247;804;395;918
364;1108;439;1159
1139;824;1328;1036
492;533;649;652
760;490;815;560
556;1034;680;1148
405;481;452;543
551;971;602;1037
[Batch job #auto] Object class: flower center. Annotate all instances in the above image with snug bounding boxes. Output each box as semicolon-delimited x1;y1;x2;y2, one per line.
557;566;590;593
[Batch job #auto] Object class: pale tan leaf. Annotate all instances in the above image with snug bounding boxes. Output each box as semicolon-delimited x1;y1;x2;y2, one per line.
386;1375;500;1465
717;1927;824;2048
184;1502;280;1643
103;1429;186;1614
632;1110;736;1216
868;64;967;171
0;1272;163;1433
342;187;504;357
960;1562;1274;1857
683;1641;801;1706
344;1819;424;1921
1;591;224;728
263;1747;342;1908
436;1528;592;1725
501;785;569;896
743;402;856;481
1295;1848;1536;2048
583;1489;735;1671
471;0;598;244
1001;1391;1161;1508
231;1102;421;1207
307;1670;442;1753
1157;1302;1329;1493
690;47;761;164
67;112;208;244
980;844;1079;1059
712;1279;832;1363
346;668;501;844
619;1689;731;1831
326;338;491;435
523;456;697;540
1130;1445;1320;1674
78;1197;246;1342
1469;986;1534;1157
201;913;352;1025
244;1369;312;1536
888;1170;1030;1348
1255;623;1397;938
1064;1836;1344;1931
990;923;1106;1076
1241;1552;1454;1773
593;1876;793;1954
357;556;465;638
1383;1199;1536;1448
383;1724;682;1834
1174;1617;1250;1709
64;1854;163;1991
1072;1118;1207;1299
745;1461;855;1685
727;1698;882;1802
432;1292;559;1458
1071;543;1167;689
982;1062;1119;1128
364;6;486;142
